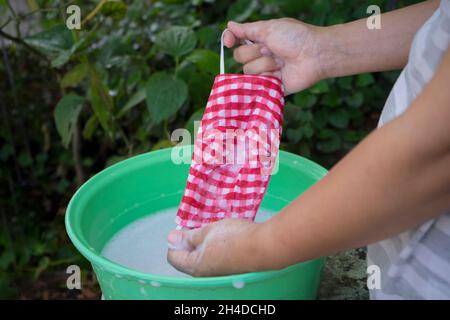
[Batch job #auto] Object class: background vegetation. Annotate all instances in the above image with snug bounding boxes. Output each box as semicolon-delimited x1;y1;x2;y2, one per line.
0;0;419;298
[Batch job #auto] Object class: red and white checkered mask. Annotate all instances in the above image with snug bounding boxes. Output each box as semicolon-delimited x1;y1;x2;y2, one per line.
176;30;285;229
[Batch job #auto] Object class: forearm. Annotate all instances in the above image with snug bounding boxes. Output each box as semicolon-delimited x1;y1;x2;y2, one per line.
257;48;450;270
317;0;439;78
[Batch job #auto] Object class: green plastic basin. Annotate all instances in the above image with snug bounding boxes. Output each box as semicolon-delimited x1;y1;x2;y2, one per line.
65;146;327;300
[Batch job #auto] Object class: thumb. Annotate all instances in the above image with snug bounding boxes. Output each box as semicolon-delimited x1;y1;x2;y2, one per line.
167;226;207;251
167;228;204;275
227;20;268;43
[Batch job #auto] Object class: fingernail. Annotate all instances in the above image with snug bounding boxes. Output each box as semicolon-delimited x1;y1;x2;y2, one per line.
228;21;240;27
168;230;182;246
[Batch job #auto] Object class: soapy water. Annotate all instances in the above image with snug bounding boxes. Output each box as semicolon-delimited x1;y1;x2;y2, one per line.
101;207;276;278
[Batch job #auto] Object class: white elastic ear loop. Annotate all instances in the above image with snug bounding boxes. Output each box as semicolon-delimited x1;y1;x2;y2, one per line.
220;28;253;75
220;29;226;74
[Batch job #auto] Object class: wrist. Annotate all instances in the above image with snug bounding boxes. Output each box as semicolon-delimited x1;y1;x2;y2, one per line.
227;221;272;274
252;219;290;271
313;23;347;80
242;222;270;272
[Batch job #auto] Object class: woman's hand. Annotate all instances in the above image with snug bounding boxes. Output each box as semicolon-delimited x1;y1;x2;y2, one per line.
225;0;439;94
167;219;272;277
224;19;327;95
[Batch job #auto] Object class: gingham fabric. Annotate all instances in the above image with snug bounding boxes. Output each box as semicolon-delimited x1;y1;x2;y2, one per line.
175;74;285;229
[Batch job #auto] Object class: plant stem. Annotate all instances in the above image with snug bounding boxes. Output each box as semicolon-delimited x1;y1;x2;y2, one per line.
55;9;85;187
117;124;132;155
81;0;108;26
0;28;50;63
22;0;77;19
48;255;82;267
0;17;13;30
5;0;21;38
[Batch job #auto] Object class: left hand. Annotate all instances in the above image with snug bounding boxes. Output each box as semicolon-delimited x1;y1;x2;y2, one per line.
224;19;327;95
167;219;265;277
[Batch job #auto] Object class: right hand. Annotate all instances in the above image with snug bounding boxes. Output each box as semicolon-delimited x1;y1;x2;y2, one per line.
167;219;271;277
224;19;327;95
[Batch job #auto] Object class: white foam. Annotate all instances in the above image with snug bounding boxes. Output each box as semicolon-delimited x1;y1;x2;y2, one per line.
101;207;276;278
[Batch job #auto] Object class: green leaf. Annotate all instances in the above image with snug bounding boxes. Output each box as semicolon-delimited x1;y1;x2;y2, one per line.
293;92;317;109
286;127;303;144
145;72;188;124
302;123;314;139
61;62;88;88
337;76;353;90
51;50;72;68
54;94;84;148
127;0;145;19
101;1;128;19
227;0;258;22
356;73;375;87
344;130;366;143
283;102;301;125
118;87;146;118
154;26;197;58
71;25;100;55
322;91;341;108
196;26;221;48
345;92;364;108
278;0;309;15
329;109;350;128
82;115;98;140
317;129;342;153
188;71;214;108
310;80;329;94
186;49;220;74
24;25;73;57
299;110;313;123
313;110;329;129
88;65;113;133
186;108;205;136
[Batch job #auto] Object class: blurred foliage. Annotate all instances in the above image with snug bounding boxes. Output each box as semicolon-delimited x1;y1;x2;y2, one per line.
0;0;420;298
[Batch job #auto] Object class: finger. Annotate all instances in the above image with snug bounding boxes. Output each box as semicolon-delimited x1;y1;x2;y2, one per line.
223;29;237;48
271;70;282;79
233;44;262;64
167;226;207;250
260;45;271;56
243;56;283;75
167;247;198;275
167;229;194;251
228;21;268;43
261;71;281;78
186;225;210;247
